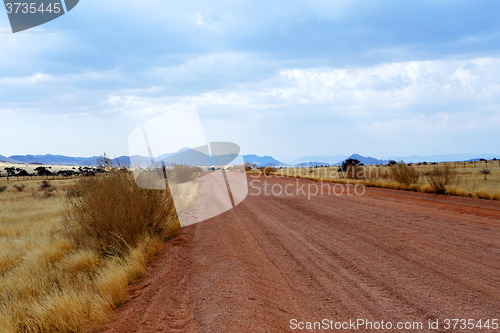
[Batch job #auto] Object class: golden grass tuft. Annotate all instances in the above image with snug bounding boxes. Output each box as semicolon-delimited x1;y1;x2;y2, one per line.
492;191;500;201
445;187;470;197
388;182;402;190
409;184;421;192
60;249;100;275
29;287;112;333
473;189;492;200
446;186;459;196
421;184;435;193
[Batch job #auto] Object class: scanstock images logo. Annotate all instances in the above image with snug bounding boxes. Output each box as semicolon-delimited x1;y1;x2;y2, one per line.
4;0;78;33
128;105;249;227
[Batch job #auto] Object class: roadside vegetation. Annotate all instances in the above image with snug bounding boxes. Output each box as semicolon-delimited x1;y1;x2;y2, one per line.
267;160;500;201
0;160;179;332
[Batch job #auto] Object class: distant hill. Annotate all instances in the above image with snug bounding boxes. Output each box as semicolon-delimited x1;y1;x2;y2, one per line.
243;154;285;167
5;152;497;168
335;154;389;166
8;154;99;166
385;153;500;163
287;155;347;165
0;155;21;163
295;161;331;167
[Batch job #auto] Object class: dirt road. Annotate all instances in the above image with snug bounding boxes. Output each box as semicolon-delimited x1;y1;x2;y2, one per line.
102;175;500;332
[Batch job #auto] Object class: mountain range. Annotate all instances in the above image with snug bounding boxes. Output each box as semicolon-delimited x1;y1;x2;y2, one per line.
1;152;498;167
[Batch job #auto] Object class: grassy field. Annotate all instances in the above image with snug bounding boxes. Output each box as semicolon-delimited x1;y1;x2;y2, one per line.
0;174;179;332
273;160;500;200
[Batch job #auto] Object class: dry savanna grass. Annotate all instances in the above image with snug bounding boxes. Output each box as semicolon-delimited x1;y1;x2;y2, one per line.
272;160;500;200
0;171;179;332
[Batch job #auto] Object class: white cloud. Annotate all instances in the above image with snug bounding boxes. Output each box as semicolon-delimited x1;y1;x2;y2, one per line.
87;57;500;119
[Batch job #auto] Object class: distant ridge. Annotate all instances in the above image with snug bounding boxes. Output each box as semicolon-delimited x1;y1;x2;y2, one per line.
383;153;500;163
337;154;389;166
242;154;285;167
0;154;21;163
287;155;347;165
8;154;99;166
3;152;499;167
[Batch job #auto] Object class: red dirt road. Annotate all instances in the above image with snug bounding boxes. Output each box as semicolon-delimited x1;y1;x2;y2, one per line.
102;175;500;332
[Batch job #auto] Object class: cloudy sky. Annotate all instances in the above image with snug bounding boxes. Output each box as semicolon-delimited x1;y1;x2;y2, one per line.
1;0;500;162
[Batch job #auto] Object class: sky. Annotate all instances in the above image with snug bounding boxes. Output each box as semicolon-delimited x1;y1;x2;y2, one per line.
1;0;500;162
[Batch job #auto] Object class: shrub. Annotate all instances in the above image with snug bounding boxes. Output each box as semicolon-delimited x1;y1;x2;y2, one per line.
13;184;25;192
480;168;491;180
66;169;179;256
167;164;202;183
261;166;277;176
40;180;52;189
428;165;457;194
389;162;419;188
0;185;7;193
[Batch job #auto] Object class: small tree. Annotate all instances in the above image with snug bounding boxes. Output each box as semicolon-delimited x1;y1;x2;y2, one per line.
338;159;363;172
338;159;364;179
40;180;52;189
480;168;491;181
35;166;52;176
4;167;16;176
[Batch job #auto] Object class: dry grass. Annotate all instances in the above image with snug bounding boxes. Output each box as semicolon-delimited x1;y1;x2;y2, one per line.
273;160;500;200
389;162;419;188
428;165;457;194
170;181;200;216
66;170;178;255
473;189;492;200
0;172;179;332
167;164;202;184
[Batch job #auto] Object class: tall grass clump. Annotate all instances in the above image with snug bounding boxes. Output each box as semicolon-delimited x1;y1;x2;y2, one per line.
389;162;419;188
66;168;179;256
428;165;457;194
